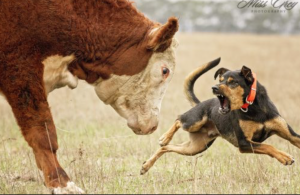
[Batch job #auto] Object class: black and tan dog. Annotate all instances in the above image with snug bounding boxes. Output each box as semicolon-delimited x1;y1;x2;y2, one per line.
141;58;300;175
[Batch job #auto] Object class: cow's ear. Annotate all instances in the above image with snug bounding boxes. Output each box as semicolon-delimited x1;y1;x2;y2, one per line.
147;17;179;52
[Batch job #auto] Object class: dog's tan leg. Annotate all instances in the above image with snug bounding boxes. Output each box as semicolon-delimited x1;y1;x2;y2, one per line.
265;117;300;149
239;119;294;166
159;120;182;146
239;141;295;165
159;116;210;147
141;129;218;175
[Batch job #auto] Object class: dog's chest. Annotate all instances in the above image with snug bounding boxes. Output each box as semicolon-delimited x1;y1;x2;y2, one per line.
221;132;239;147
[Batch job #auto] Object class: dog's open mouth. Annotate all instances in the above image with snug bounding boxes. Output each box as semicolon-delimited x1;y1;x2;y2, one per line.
216;94;231;115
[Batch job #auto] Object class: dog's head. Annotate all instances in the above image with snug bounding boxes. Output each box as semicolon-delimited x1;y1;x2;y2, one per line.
212;66;255;115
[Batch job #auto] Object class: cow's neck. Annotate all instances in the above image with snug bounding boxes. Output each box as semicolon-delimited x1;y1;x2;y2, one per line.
63;0;156;84
40;0;157;94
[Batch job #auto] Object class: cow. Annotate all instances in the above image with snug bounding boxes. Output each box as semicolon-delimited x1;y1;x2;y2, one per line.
0;0;179;193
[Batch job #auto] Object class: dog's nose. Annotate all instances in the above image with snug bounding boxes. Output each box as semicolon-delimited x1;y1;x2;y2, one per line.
212;86;219;93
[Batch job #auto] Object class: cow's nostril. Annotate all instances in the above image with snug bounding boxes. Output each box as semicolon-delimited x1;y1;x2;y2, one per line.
151;126;158;132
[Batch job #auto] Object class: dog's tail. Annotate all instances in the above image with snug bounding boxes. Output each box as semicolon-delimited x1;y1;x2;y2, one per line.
184;58;221;107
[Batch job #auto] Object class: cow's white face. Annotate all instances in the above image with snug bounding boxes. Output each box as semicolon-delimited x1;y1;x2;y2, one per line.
94;39;179;135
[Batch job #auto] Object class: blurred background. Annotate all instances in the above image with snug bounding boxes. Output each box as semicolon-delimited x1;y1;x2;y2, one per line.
135;0;300;34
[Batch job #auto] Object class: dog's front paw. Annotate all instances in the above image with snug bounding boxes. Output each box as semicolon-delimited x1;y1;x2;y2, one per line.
159;134;172;147
140;161;151;175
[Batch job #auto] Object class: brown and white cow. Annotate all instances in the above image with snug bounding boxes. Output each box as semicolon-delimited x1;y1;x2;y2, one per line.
0;0;179;193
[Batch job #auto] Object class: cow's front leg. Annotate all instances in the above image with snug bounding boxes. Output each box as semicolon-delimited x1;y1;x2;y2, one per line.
0;72;84;194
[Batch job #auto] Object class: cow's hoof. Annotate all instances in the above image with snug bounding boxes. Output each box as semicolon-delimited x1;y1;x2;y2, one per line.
52;182;85;194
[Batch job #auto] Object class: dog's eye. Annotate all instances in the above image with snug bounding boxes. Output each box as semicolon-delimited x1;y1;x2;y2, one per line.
229;80;238;88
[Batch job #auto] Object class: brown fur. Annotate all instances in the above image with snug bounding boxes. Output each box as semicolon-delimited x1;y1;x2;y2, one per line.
227;77;234;82
159;120;182;147
186;116;208;133
239;120;264;141
239;142;294;165
0;0;178;189
265;117;300;148
147;17;179;52
219;84;244;110
239;119;296;165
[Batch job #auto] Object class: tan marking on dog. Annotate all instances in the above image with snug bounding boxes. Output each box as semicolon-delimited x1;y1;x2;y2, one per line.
185;116;208;133
42;55;78;94
219;76;224;82
265;117;289;134
227;77;234;83
239;141;294;165
159;120;182;146
220;84;244;110
239;119;294;165
239;120;264;141
184;63;209;107
141;123;219;175
265;117;300;148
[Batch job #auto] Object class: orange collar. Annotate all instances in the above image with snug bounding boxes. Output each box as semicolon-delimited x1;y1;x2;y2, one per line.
241;73;257;112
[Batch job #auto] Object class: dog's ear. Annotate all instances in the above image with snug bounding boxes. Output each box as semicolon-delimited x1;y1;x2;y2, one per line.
214;68;229;80
240;66;254;84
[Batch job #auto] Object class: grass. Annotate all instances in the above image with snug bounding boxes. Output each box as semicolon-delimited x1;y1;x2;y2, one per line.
0;33;300;194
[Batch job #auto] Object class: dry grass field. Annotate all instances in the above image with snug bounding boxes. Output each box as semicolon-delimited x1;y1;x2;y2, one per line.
0;33;300;194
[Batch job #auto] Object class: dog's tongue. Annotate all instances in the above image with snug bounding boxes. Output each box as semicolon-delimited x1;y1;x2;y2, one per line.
222;98;229;109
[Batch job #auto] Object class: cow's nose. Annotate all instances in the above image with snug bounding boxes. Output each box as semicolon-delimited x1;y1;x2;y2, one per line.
151;125;158;132
148;125;158;134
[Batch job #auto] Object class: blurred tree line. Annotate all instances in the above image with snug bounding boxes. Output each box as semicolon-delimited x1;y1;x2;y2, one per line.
134;0;300;34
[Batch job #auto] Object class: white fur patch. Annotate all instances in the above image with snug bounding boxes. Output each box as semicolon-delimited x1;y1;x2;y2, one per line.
52;182;85;194
42;55;78;94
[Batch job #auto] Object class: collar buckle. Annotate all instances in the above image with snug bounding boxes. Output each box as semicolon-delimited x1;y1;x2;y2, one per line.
246;96;254;105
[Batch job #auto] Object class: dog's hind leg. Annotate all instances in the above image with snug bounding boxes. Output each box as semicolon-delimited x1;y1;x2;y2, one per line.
141;127;219;175
239;119;294;166
239;140;295;166
265;117;300;149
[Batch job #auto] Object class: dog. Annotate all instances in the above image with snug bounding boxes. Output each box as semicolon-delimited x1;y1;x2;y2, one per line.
140;58;300;175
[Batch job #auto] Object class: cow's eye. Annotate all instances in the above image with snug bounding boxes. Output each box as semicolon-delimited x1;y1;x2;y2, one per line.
162;67;169;76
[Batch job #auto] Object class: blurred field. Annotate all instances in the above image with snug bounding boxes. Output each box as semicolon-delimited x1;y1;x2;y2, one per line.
0;33;300;194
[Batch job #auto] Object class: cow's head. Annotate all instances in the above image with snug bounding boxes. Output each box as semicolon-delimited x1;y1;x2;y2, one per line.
94;18;179;135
